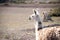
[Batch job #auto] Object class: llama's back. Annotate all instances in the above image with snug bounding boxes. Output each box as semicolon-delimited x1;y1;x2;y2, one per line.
38;26;60;40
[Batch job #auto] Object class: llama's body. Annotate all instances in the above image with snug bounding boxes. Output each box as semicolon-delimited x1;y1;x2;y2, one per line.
38;27;60;40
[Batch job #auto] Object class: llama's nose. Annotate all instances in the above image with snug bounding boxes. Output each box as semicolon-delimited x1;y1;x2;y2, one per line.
29;17;31;20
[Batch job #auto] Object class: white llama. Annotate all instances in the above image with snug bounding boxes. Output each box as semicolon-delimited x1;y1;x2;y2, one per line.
29;8;44;40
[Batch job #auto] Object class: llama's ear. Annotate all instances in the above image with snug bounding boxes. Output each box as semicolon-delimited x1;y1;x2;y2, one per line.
34;10;37;15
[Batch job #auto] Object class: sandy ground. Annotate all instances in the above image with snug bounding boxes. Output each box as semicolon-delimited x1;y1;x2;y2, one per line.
0;7;60;40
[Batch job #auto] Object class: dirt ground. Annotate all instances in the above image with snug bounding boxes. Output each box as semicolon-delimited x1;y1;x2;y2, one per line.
0;7;60;40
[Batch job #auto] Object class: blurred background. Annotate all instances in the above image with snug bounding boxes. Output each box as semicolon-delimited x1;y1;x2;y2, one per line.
0;0;60;4
0;0;60;40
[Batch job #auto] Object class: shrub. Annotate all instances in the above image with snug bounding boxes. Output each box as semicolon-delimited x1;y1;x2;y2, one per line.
49;8;60;17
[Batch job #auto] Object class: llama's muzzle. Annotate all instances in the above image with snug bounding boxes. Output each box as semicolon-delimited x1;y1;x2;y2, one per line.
29;17;31;20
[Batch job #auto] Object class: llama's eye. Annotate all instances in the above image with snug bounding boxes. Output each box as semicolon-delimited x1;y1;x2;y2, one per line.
32;16;34;17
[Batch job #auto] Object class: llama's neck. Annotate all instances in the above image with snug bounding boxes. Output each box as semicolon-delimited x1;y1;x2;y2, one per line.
35;21;42;30
35;21;42;40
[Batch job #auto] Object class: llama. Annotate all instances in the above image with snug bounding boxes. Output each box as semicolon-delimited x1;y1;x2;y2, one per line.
43;11;53;22
29;8;44;40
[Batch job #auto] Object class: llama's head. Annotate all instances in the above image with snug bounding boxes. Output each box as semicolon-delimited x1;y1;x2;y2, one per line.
29;9;40;21
29;9;44;30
